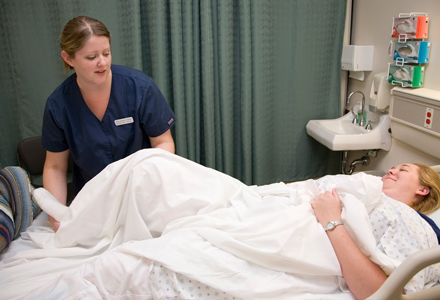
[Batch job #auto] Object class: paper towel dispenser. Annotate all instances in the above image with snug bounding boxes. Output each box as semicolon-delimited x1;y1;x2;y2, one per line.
390;87;440;159
341;45;374;71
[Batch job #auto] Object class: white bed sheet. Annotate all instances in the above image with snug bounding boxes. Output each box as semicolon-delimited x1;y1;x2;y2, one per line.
0;149;438;300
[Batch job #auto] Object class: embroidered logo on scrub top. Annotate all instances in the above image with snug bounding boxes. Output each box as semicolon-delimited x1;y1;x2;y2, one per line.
114;117;134;126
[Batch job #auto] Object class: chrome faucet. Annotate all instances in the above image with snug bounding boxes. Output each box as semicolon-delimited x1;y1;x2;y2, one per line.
347;91;366;126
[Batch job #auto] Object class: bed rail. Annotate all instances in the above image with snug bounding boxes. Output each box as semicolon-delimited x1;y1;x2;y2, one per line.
366;245;440;300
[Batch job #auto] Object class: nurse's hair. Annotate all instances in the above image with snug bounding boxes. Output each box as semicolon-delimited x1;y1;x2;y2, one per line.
60;16;111;72
412;162;440;215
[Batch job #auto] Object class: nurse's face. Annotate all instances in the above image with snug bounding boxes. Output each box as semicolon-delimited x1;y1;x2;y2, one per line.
62;35;112;88
381;163;428;207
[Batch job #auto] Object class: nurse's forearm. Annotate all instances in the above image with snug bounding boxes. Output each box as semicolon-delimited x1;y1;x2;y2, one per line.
153;141;175;153
43;168;68;206
150;130;175;153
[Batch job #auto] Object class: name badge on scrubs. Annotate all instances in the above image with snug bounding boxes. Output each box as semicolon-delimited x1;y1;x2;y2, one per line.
114;117;134;126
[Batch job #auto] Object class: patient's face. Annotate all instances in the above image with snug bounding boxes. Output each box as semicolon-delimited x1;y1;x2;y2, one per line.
381;163;424;206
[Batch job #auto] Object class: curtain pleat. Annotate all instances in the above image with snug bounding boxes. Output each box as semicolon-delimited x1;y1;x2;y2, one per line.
1;0;345;186
238;0;254;184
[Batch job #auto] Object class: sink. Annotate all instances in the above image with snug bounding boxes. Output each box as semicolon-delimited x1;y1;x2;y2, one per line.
306;112;391;151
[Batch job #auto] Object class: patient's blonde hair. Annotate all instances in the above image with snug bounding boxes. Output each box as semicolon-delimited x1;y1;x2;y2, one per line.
412;162;440;215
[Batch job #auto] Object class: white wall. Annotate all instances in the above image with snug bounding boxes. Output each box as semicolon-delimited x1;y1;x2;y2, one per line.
345;0;440;172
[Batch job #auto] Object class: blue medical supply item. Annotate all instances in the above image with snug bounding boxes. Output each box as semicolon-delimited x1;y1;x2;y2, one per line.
393;41;431;64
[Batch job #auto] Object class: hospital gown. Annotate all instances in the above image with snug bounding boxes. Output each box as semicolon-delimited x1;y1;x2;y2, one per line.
370;195;440;293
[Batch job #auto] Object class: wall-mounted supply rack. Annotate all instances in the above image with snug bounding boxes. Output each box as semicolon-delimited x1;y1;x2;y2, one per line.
387;12;430;88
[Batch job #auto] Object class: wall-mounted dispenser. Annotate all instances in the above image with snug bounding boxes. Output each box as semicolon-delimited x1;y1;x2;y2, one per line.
341;45;374;71
369;72;393;112
341;45;374;81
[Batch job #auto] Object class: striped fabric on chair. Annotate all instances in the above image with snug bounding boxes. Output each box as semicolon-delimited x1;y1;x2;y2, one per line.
0;167;41;253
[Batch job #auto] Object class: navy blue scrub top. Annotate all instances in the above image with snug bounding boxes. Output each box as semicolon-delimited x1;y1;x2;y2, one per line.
42;65;176;194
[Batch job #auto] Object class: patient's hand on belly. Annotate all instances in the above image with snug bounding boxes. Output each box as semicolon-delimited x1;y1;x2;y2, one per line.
311;188;388;300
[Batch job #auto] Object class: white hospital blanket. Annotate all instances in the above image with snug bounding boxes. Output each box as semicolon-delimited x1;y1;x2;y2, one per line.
0;149;438;300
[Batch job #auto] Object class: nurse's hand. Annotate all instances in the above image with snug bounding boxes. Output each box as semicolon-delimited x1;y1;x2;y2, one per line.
49;215;60;232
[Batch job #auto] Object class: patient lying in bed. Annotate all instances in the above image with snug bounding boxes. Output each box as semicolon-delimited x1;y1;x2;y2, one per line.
312;162;440;299
1;149;439;300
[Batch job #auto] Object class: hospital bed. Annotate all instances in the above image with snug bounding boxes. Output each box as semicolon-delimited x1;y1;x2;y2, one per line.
0;150;439;300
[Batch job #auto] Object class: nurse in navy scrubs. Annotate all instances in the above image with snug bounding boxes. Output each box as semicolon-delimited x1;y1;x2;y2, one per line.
42;16;176;231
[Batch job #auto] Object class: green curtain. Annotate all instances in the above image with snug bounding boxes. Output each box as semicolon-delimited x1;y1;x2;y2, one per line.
0;0;345;186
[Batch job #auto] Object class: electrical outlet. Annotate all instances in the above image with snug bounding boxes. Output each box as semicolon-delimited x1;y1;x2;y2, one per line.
424;107;434;129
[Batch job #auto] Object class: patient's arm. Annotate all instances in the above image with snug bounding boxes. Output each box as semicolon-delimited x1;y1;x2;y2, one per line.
312;189;388;300
43;149;70;231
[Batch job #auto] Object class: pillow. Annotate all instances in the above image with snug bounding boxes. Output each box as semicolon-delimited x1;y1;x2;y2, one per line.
0;194;14;253
0;166;41;253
